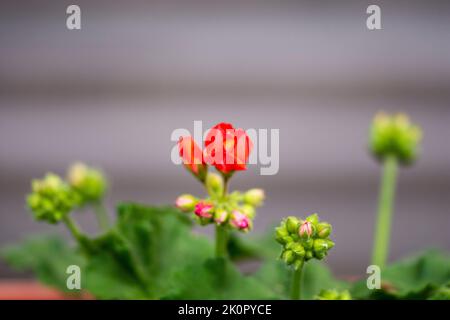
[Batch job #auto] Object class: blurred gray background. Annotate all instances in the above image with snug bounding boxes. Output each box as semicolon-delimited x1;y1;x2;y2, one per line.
0;0;449;277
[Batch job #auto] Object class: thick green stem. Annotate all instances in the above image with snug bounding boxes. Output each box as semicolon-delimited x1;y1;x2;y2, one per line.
214;173;230;259
291;261;304;300
93;202;110;231
215;225;228;259
372;154;399;269
62;215;83;243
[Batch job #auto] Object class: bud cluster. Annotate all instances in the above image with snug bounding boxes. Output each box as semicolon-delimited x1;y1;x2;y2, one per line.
370;112;423;164
27;163;107;224
175;173;264;232
27;173;80;224
67;162;107;205
275;214;334;269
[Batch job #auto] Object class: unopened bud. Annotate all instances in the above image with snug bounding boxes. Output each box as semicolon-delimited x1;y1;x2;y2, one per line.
214;208;228;225
243;188;265;207
317;222;332;238
291;243;305;259
175;194;197;212
282;250;295;265
230;210;251;231
305;213;319;225
194;202;213;218
299;220;313;238
275;226;289;244
205;172;224;197
286;216;300;234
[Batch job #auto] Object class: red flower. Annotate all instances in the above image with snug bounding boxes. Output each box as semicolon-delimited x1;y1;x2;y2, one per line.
178;136;207;181
204;123;252;174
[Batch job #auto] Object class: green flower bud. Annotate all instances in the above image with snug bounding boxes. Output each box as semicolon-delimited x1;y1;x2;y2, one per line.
316;289;352;300
175;194;198;212
214;208;229;225
286;216;300;234
243;188;265;207
275;226;289;244
67;162;107;204
314;239;330;252
305;251;314;260
282;250;295;265
370;112;423;165
27;173;80;224
205;172;224;197
316;222;332;238
305;213;319;226
303;238;314;250
325;239;335;250
291;243;305;258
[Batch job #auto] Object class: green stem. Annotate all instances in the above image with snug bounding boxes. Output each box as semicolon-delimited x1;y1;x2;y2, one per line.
371;154;399;269
93;202;110;231
214;173;231;259
215;225;228;259
291;261;304;300
62;215;83;243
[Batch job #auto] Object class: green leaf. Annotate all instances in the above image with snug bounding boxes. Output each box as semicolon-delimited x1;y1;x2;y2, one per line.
165;258;277;299
81;203;213;299
351;250;450;299
1;235;85;294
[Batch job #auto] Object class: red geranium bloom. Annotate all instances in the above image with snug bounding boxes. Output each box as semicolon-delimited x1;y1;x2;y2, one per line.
204;123;252;174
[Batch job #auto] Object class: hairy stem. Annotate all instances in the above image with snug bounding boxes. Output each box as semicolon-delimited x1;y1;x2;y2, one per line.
372;154;399;269
291;261;304;300
62;215;83;243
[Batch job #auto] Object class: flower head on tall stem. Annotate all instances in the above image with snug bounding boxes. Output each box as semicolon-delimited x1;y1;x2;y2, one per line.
27;173;80;224
369;112;423;269
276;214;334;300
370;112;423;165
175;122;261;259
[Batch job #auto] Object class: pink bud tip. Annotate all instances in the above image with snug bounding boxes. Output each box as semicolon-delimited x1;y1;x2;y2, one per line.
231;211;250;230
194;202;213;218
299;221;313;237
175;196;193;209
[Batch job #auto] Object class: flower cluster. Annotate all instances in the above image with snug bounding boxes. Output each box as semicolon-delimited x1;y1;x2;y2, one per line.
175;122;262;232
67;162;107;205
370;112;423;164
176;185;264;232
276;214;334;269
27;163;107;224
27;173;80;224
